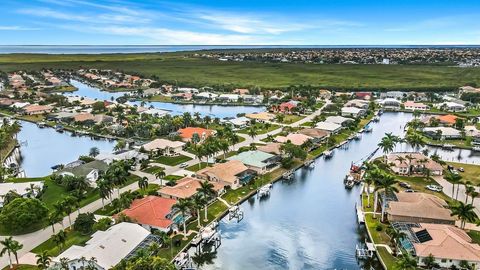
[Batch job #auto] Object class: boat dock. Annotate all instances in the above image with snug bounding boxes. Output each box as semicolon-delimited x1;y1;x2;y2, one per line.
355;203;365;224
355;242;375;259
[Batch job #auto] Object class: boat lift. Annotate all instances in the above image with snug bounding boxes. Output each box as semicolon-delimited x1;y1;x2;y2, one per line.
173;252;195;270
190;222;221;254
257;183;273;198
228;205;244;222
282;170;294;181
356;242;376;259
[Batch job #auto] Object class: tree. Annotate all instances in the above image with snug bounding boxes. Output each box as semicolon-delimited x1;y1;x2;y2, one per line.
97;179;113;209
374;173;399;222
89;147;100;157
422;254;438;269
197;181;216;221
48;212;62;234
378;133;397;162
445;172;462;200
247;126;258;140
74;212;96;235
405;131;425;150
386;227;406;255
404;154;416;176
93;217;113;231
450;202;476;229
36;251;52;270
53;230;67;251
0;237;20;269
173;198;192;239
0;198;49;234
154;170;166;186
138;176;149;190
394;254;417;270
114;140;127;151
192;194;207;228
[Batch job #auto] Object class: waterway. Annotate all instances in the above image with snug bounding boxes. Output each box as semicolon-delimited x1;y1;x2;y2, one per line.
197;112;412;270
65;80;265;118
16;121;115;177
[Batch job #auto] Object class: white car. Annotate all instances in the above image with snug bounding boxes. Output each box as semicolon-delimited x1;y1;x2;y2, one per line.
426;185;443;192
179;162;189;168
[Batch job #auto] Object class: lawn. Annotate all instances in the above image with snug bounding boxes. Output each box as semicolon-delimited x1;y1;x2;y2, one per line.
142;165;164;174
31;229;91;257
237;123;280;135
276;114;304;124
186;162;211;172
377;246;397;270
364;214;390;245
2;53;480;90
446;162;480;186
154;155;192;166
2;265;39;270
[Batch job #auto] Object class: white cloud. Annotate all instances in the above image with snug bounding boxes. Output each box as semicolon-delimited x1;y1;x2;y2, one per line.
0;25;40;31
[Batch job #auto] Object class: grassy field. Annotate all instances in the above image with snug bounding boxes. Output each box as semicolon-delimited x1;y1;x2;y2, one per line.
32;228;91;257
1;53;480;90
154;155;192;166
447;162;480;186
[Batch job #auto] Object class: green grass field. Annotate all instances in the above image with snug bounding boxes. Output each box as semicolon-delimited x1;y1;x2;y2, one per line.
154;155;192;166
1;53;480;90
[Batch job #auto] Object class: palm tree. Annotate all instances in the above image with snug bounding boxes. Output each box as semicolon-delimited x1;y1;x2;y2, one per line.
465;185;476;204
471;191;479;205
386;227;406;255
378;134;396;162
192;194;207;228
114;140;126;151
25;183;40;197
138;176;148;190
53;230;67;251
36;251;52;269
374;174;399;222
0;236;23;269
363;171;374;208
154;170;166;186
53;201;66;229
97;179;113;209
247;126;258;140
394;156;406;167
405;131;426;150
445;172;462;200
61;196;76;226
197;181;216;221
173;198;193;239
394;254;417;270
48;212;62;234
89;147;100;157
450;202;476;229
218;139;230;159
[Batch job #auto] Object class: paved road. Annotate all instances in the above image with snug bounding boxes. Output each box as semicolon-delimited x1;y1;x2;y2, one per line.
0;101;331;268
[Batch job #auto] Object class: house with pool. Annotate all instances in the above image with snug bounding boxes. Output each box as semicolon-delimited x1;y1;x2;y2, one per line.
227;150;278;174
196;160;255;189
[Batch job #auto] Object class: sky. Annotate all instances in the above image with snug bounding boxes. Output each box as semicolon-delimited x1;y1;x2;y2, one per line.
0;0;480;45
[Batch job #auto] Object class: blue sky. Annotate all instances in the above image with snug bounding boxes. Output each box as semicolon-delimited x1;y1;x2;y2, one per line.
1;0;479;45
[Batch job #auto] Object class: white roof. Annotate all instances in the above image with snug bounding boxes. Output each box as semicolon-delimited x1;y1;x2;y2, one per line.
315;121;342;131
96;150;148;164
325;116;353;125
423;127;461;136
228;117;250;126
142;138;185;151
219;94;239;99
378;98;402;105
11;102;30;108
54;222;150;269
139;108;170;116
436;102;465;108
0;181;44;199
196;92;218;98
341;107;364;113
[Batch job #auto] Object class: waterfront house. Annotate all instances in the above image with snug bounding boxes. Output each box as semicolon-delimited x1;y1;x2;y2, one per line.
95;150;148;165
233;88;249;95
341;107;366;118
403;101;430;111
377;98;402;109
227;150;278;174
437;114;458;126
58;160;109;187
23;104;53;115
275;133;312;146
196;160;253;189
0;181;44;207
218;94;240;102
315;121;342;134
242;94;263;104
171;93;193;101
141;138;185;156
434;101;466;112
355;92;372;100
345;99;369;109
325;116;354;126
386;152;443;175
245;112;276;122
257;143;282;155
422;127;462;140
403;223;480;269
73;113;96;124
194;92;218;101
387;192;454;224
227;116;250;129
271;101;298;114
158;177;224;200
138;108;170;117
120;196;177;232
298;128;329;144
379;91;405;99
178;127;215;142
52;222;152;270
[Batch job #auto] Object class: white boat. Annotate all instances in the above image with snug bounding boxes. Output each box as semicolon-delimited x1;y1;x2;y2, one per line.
442;144;454;150
354;133;362;140
373;116;380;122
364;126;373;132
323;150;334;158
309;162;315;168
472;146;480;152
37;121;46;128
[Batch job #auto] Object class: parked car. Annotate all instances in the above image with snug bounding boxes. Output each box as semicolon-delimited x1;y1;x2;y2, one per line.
399;182;411;189
426;185;443;192
179;162;189;168
458;167;465;172
405;189;415;193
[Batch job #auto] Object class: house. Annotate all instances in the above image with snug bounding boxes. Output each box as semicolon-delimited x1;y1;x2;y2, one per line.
341;107;366;118
387;192;454;224
23;104;53;115
94;114;115;125
227;116;250;129
177;87;199;94
435;102;466;112
318;89;332;100
436;114;458;126
178;127;215;142
403;101;430;111
227;150;278;174
141;138;185;156
257;143;282;155
120;196;177;232
233;88;249;95
171;93;192;101
272;101;297;114
0;181;44;207
95;150;148;164
73;113;96;124
138;108;170;117
245;112;275;122
10;102;30;110
315;121;342;134
423;127;462;140
158;177;224;200
403;223;480;269
355;92;372;100
196;160;253;189
275;133;312;146
52;222;152;270
386;152;443;176
242;95;263;104
379;91;405;99
298;128;329;144
325;116;354;126
218;94;239;102
345;99;369;109
377;98;402;109
194;92;218;100
58;160;109;187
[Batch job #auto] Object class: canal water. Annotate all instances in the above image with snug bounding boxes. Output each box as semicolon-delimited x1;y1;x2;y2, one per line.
16;121;115;177
66;80;265;118
200;112;414;270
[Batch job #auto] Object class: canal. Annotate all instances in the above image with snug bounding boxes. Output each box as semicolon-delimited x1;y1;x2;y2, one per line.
16;121;115;177
199;112;414;270
66;80;265;118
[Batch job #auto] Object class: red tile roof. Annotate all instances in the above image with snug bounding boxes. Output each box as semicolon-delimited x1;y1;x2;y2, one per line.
120;196;176;229
178;127;214;140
